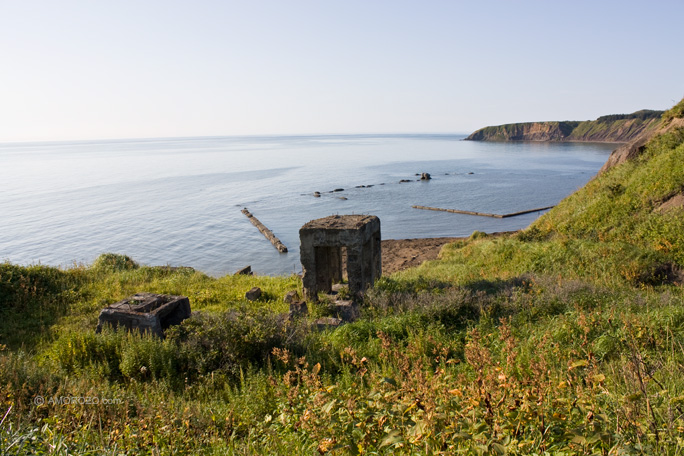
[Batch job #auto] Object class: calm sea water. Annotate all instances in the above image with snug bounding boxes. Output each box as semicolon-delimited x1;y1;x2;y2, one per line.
0;135;616;276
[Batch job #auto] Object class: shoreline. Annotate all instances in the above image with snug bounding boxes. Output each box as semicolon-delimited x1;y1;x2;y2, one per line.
464;138;625;145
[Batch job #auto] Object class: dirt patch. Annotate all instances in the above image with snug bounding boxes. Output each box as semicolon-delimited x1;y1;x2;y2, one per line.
381;232;517;275
381;237;464;275
656;193;684;213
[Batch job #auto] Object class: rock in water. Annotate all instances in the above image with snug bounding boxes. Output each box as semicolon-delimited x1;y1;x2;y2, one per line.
235;265;252;275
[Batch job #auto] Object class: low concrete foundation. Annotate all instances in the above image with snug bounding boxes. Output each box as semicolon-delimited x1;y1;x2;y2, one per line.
96;292;191;337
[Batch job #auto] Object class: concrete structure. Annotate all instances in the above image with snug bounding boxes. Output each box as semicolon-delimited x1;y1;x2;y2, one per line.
299;215;381;300
96;292;191;337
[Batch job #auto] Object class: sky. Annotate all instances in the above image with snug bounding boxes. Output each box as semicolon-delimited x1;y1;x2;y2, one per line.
0;0;683;142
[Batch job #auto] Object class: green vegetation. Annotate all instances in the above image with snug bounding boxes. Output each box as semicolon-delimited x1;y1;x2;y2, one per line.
663;98;684;124
2;99;684;454
595;110;663;123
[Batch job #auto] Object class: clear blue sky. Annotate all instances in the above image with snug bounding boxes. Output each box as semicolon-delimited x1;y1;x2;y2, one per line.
1;0;682;141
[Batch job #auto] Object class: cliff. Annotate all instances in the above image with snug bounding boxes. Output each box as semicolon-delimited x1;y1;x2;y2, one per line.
466;109;663;143
598;101;684;173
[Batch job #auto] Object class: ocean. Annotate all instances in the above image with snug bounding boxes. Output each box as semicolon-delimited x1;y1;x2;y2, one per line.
0;134;616;276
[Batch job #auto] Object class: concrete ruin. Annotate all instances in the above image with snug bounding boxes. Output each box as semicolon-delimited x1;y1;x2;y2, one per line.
96;292;191;337
299;215;381;301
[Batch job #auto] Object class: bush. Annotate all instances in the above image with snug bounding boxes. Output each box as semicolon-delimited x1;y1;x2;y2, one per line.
0;263;74;310
166;308;305;381
0;263;81;349
662;97;684;123
469;230;487;240
119;334;185;386
91;253;139;272
48;328;123;380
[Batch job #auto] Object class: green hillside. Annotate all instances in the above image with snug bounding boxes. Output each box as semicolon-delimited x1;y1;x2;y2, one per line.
1;98;684;455
535;124;684;263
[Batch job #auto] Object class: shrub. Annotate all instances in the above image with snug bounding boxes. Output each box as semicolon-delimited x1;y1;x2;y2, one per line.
0;263;74;310
166;308;305;381
662;97;684;123
469;230;487;240
91;253;139;272
48;328;123;380
118;333;185;386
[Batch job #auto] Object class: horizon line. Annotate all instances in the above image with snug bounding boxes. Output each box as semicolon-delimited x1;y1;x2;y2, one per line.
0;131;472;145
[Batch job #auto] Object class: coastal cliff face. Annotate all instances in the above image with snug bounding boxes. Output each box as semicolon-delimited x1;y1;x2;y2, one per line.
466;121;577;141
466;110;663;143
599;106;684;173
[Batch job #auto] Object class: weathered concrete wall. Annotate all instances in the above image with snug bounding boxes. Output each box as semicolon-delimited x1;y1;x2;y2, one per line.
300;215;381;300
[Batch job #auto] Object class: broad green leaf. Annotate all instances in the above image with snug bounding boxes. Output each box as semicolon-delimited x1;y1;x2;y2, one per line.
380;430;404;448
569;360;588;370
490;442;506;455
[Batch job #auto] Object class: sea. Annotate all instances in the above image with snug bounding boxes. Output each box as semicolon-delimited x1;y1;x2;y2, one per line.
0;134;617;276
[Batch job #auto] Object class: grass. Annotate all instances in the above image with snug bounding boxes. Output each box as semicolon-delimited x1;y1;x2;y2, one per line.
2;98;684;454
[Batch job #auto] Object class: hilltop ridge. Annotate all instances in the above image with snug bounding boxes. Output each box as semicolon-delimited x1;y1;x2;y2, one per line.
466;109;663;143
